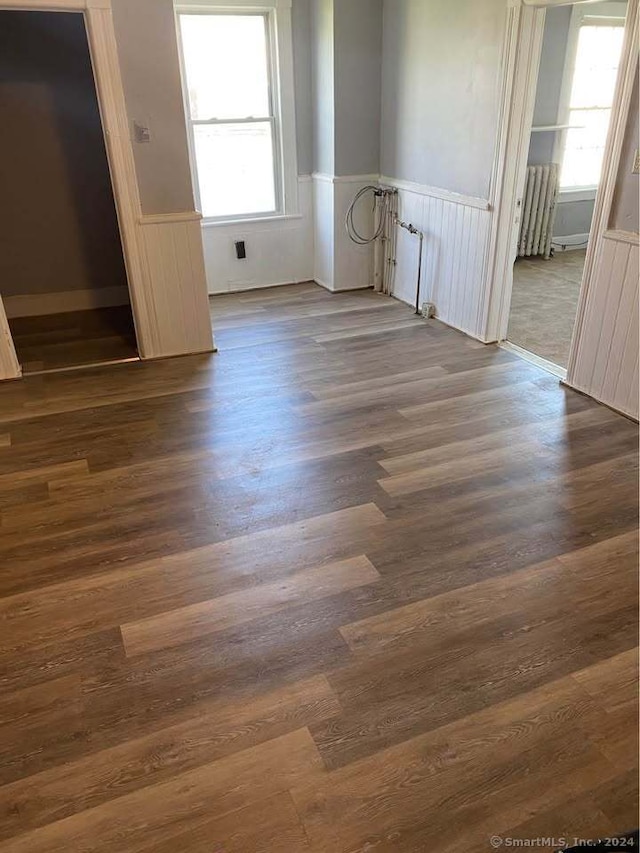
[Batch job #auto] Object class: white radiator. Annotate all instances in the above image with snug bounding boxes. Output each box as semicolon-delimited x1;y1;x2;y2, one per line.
518;164;559;259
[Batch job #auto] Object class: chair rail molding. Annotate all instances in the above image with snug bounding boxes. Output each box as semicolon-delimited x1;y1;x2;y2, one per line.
0;0;214;379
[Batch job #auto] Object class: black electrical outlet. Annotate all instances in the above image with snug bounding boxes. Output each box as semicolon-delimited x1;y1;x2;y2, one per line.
235;240;247;260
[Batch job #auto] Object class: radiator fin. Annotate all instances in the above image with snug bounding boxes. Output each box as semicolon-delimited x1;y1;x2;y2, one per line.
518;164;559;259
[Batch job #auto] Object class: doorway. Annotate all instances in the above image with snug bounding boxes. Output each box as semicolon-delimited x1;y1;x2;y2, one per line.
505;1;627;373
0;10;138;374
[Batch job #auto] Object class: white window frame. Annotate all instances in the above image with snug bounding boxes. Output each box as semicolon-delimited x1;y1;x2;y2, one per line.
555;1;627;198
174;0;299;225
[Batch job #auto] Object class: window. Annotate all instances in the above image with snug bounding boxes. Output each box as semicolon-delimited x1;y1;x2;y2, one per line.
559;8;626;191
176;0;297;222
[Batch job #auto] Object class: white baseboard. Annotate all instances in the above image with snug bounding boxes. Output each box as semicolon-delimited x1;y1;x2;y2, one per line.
313;278;373;293
551;233;590;251
218;278;313;295
3;286;131;319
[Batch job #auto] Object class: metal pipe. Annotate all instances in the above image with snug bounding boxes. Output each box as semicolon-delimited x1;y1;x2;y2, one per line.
373;194;384;292
396;219;425;315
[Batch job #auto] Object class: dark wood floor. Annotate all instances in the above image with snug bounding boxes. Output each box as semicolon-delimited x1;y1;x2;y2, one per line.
8;305;138;374
0;283;637;852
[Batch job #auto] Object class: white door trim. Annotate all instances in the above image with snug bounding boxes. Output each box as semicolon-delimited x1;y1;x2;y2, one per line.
0;0;215;377
566;0;639;383
482;0;638;353
480;2;546;344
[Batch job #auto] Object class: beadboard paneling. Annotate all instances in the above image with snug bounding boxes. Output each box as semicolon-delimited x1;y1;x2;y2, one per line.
567;231;639;419
388;181;492;339
138;216;215;359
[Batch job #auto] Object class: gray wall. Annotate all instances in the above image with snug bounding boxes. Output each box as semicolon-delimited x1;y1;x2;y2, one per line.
112;0;195;215
610;65;639;233
292;0;314;176
554;200;595;237
334;0;382;176
0;11;127;299
528;6;571;166
112;0;314;213
312;0;335;175
380;0;506;199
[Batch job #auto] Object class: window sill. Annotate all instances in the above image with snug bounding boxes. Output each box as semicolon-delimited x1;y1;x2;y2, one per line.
557;188;597;204
201;213;304;228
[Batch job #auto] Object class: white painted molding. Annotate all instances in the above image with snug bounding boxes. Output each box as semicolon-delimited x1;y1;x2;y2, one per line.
312;172;491;211
139;211;203;226
3;287;130;319
481;4;546;343
602;229;640;246
0;0;86;6
202;212;304;229
566;0;639;380
499;341;567;378
0;298;21;380
297;174;312;183
83;0;158;360
557;189;596;204
312;173;380;185
552;232;591;249
523;0;610;6
380;175;491;211
176;0;291;8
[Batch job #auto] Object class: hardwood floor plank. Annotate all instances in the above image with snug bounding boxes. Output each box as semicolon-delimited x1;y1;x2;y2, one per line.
121;554;380;657
137;792;312;853
0;675;338;839
0;459;88;492
340;532;638;657
0;284;636;851
0;729;323;853
378;406;618;475
291;675;616;853
0;504;386;651
0;676;85;786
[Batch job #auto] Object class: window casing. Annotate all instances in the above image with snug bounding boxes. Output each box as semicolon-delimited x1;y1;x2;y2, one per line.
557;4;626;193
176;0;298;223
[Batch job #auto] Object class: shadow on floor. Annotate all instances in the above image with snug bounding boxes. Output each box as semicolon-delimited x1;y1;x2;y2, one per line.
9;304;138;374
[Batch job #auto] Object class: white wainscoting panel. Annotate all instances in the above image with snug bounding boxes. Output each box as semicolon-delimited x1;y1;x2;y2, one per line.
203;178;314;294
312;174;377;292
566;230;639;419
333;178;375;291
386;179;492;340
313;174;336;290
137;214;215;359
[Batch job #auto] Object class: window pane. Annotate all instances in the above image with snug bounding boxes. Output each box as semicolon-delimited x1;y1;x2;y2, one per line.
570;25;625;109
194;122;276;218
179;15;270;120
560;22;625;189
560;108;612;188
